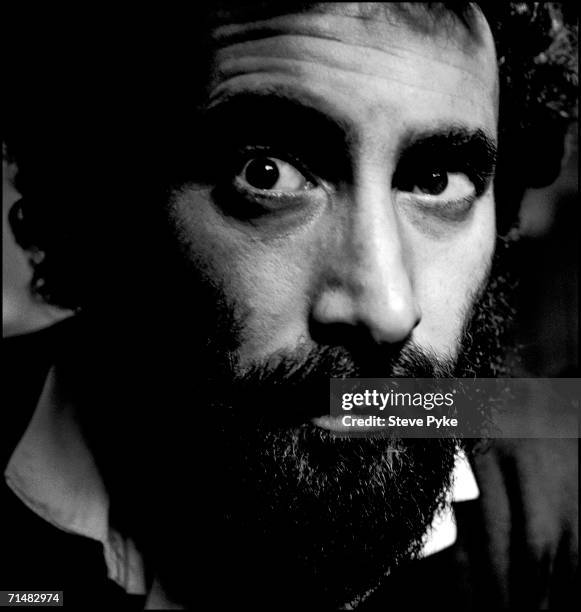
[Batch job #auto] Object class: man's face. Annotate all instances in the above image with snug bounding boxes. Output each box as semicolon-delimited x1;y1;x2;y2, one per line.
144;4;502;607
169;3;498;371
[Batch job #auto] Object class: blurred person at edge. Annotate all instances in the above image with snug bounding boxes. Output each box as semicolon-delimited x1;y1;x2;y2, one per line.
2;3;578;610
2;145;72;336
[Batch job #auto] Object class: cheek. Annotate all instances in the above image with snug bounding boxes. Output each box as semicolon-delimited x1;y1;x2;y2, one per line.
169;189;319;361
411;196;496;355
228;254;310;360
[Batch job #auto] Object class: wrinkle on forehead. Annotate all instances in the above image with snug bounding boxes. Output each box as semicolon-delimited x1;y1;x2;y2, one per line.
208;5;498;104
211;2;493;55
207;9;498;119
210;36;494;106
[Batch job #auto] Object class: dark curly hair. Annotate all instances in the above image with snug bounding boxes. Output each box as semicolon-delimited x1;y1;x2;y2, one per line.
4;3;578;313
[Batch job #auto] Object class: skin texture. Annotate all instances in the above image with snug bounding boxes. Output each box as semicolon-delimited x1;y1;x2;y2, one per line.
169;3;499;373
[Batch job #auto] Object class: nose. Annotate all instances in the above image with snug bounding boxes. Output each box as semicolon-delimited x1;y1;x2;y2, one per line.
310;177;421;348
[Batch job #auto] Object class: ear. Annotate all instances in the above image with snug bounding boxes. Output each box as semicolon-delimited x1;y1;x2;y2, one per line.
8;197;46;263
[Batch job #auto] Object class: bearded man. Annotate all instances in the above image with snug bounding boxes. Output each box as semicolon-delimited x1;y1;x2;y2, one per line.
3;2;578;609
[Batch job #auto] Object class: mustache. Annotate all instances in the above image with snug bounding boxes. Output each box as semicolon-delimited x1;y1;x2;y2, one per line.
215;340;457;427
237;340;455;381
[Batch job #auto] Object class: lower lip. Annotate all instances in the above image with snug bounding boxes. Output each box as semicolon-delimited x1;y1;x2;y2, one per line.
311;415;385;432
312;415;349;431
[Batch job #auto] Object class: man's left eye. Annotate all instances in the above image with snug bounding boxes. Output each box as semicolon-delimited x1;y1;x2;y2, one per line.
398;168;475;201
236;156;312;193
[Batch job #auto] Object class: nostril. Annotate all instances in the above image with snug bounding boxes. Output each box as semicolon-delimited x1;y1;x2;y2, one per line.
308;313;412;367
309;317;367;349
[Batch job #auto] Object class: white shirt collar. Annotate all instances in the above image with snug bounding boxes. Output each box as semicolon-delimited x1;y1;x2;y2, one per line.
4;366;147;596
419;448;479;558
4;366;479;607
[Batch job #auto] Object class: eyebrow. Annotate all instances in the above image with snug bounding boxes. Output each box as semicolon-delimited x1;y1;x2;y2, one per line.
204;88;353;148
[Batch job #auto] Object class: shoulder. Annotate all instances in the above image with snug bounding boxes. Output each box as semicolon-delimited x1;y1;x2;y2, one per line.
469;437;578;609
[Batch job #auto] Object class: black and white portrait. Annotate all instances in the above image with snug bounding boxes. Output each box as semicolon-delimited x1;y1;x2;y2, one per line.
2;3;578;610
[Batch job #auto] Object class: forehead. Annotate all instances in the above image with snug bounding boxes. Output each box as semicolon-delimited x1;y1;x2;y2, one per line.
205;2;499;136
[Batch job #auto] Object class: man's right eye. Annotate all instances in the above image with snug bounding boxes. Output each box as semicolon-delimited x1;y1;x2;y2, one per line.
235;156;314;194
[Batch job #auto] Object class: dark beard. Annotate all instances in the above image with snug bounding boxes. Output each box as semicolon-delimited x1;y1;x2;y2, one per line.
181;344;458;609
75;238;516;609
